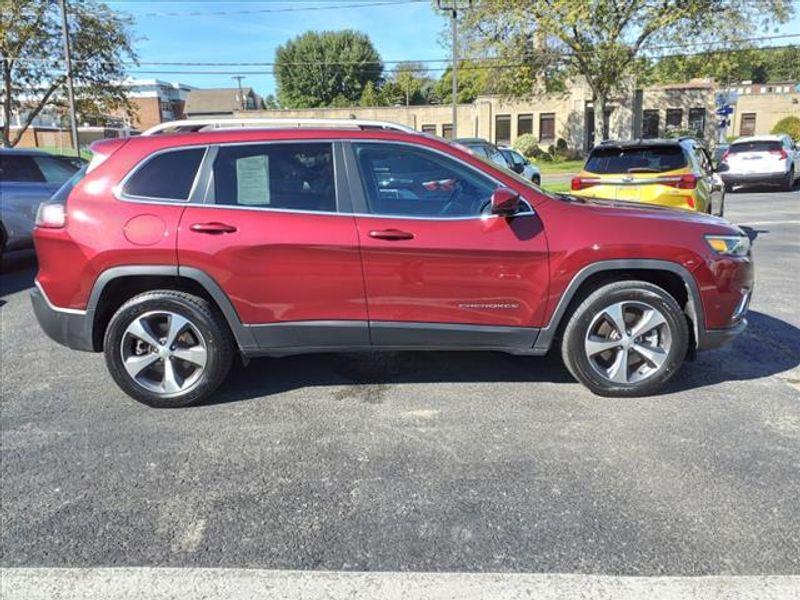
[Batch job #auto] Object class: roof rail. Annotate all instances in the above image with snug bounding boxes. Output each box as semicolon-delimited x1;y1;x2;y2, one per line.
141;117;418;136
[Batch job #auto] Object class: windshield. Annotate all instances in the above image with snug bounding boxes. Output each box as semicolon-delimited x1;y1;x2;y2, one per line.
449;141;557;199
585;145;687;174
729;141;782;153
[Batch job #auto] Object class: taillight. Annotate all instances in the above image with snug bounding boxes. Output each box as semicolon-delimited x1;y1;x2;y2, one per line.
571;176;600;191
769;149;788;160
657;173;697;190
721;150;730;162
35;202;67;229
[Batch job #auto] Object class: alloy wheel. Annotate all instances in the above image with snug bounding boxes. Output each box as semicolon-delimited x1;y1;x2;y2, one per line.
584;301;672;385
120;311;208;396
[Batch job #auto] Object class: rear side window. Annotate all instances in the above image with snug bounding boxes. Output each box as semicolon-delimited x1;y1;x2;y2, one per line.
33;156;78;185
0;155;45;182
585;145;687;174
211;143;335;212
123;148;205;200
729;141;782;153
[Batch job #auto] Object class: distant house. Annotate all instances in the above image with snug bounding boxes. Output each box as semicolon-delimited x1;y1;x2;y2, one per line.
184;87;261;118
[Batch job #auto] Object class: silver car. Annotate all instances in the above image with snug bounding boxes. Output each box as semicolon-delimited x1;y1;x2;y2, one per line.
499;146;542;185
0;148;80;257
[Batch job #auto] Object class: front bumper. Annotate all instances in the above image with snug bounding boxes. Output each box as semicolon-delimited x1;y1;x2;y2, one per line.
720;171;787;186
31;284;95;352
697;318;747;350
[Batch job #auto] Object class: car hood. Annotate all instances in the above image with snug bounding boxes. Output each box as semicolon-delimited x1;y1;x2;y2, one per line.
555;193;741;232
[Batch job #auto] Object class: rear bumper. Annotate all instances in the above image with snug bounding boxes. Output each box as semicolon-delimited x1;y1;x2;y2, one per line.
697;318;747;350
30;283;95;352
720;171;787;185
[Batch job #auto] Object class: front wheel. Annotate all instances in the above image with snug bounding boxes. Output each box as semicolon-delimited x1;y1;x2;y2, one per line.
103;290;233;408
561;281;689;397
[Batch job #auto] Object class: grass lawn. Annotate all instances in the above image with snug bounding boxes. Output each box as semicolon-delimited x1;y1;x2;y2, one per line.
531;159;584;174
541;181;571;194
36;145;93;160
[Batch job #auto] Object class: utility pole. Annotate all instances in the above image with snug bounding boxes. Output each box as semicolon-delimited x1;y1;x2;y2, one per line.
232;75;246;110
58;0;79;156
438;1;471;138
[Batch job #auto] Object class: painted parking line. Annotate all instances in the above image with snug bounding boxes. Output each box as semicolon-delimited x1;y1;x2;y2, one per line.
2;568;799;600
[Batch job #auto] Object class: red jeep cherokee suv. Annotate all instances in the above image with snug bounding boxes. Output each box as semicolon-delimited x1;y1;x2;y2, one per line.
31;119;753;407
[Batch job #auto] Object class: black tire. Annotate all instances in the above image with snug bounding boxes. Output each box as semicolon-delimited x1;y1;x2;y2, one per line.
103;290;233;408
784;168;795;192
533;175;541;186
716;195;725;218
561;281;689;397
724;182;733;193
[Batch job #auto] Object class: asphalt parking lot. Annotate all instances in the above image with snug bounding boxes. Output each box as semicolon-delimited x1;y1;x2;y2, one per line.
1;188;798;578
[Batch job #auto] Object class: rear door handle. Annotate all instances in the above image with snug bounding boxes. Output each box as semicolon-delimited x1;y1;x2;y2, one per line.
369;229;414;241
190;222;237;235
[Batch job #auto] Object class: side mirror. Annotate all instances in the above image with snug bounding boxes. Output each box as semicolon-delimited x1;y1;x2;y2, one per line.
490;187;521;216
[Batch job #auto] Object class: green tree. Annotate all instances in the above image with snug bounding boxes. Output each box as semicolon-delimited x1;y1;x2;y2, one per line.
262;94;280;109
0;0;137;147
434;61;490;104
275;30;383;108
772;116;800;141
459;0;794;146
389;61;437;105
359;80;383;106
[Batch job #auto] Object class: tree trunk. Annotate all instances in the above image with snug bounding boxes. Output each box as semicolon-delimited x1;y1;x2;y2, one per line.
593;94;607;147
2;62;12;147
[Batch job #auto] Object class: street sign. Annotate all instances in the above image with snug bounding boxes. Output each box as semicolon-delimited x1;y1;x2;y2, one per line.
715;106;734;116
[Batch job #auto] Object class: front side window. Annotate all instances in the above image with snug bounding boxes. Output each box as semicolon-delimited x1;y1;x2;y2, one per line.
123;147;205;200
353;143;497;218
211;142;335;212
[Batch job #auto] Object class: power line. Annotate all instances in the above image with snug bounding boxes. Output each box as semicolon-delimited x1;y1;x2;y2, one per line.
4;33;799;67
130;0;427;18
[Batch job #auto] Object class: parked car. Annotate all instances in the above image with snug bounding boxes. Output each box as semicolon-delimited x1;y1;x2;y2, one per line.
718;135;799;191
570;138;725;216
453;137;510;169
31;119;753;407
712;143;729;168
0;148;80;258
499;146;541;185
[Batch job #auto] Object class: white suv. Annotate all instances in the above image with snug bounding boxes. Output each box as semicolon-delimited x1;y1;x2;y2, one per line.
719;134;799;191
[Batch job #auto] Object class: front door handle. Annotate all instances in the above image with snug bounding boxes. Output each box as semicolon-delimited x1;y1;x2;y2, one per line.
369;229;414;241
190;222;237;235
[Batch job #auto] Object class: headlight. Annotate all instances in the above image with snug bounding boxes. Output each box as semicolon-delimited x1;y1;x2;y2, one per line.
705;234;750;257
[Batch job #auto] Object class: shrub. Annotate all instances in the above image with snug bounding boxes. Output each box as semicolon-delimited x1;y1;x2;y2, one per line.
512;133;539;158
771;116;800;141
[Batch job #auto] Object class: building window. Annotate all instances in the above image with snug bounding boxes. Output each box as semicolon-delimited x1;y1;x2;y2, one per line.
539;113;555;142
688;108;706;136
642;110;659;138
442;123;453;139
666;108;683;130
740;113;756;136
495;114;511;145
421;124;436;135
517;113;533;136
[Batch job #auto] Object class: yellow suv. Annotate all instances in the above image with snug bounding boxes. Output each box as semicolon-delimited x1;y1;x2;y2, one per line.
570;139;725;216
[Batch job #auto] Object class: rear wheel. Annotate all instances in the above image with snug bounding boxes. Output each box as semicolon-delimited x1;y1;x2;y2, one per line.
561;281;689;397
103;290;233;408
784;168;795;191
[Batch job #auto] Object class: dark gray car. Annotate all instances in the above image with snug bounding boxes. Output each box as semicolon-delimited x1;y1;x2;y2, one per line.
0;148;79;257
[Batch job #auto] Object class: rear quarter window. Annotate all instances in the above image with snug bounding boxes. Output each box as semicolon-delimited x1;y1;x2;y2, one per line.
585;145;687;174
122;147;206;200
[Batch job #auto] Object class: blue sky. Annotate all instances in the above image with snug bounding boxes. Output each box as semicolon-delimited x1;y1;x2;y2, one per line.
107;0;800;97
108;0;449;95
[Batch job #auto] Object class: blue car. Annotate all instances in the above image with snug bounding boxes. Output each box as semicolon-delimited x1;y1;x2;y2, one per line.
0;148;80;258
